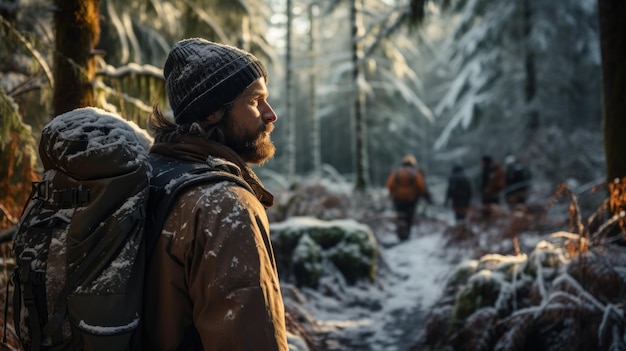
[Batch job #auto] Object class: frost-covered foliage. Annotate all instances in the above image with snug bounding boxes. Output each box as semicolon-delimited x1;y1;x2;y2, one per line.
267;169;356;221
0;0;60;134
271;216;378;287
430;0;603;185
94;61;167;127
0;89;38;222
95;0;276;127
416;234;626;351
436;0;601;141
1;0;275;181
264;165;393;227
99;0;275;67
265;0;447;185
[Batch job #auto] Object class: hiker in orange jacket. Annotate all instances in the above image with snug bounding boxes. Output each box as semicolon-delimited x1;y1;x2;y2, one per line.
386;155;432;241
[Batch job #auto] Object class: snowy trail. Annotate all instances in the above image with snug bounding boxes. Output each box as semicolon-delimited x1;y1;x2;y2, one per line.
306;220;458;351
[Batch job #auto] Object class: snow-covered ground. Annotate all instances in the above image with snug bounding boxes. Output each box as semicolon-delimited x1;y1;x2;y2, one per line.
288;213;466;351
272;179;587;351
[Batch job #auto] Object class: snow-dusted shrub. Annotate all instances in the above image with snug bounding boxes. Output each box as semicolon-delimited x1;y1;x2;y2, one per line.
292;235;324;288
266;177;353;223
307;225;345;249
452;269;506;322
326;240;375;285
271;216;378;288
478;253;527;277
442;259;479;300
421;305;455;350
563;246;626;305
417;231;626;351
520;240;568;279
454;307;498;351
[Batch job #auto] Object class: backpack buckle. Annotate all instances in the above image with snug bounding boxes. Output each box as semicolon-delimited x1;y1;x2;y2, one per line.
17;250;35;282
52;188;90;206
17;250;45;285
31;181;48;200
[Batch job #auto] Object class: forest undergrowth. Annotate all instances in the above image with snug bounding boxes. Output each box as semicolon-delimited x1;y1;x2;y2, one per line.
412;182;626;351
263;177;626;351
0;176;623;351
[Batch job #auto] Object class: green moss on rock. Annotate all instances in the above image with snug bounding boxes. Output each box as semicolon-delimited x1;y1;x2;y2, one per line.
271;216;378;287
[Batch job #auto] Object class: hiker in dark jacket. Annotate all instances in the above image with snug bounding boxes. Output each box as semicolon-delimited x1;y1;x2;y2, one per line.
386;154;432;241
143;38;288;351
445;164;472;222
503;154;532;211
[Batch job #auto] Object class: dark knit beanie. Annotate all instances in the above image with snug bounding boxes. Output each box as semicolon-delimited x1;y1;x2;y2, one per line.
164;38;268;125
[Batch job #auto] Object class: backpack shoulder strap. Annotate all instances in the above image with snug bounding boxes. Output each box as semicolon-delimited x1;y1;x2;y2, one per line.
146;154;253;255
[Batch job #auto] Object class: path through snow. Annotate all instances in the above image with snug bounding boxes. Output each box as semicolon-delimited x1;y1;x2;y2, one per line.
301;218;463;351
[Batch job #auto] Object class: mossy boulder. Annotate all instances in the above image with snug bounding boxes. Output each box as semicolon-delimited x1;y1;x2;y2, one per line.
271;216;378;288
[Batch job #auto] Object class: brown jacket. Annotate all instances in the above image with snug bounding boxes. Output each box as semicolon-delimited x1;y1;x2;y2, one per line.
481;162;506;203
386;166;428;202
143;136;288;351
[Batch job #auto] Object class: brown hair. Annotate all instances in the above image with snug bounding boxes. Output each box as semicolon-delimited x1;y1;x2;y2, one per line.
148;104;229;144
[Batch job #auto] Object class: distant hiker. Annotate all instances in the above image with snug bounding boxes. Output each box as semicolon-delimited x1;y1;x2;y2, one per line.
445;164;473;222
143;38;288;350
479;155;505;218
480;155;505;206
503;155;532;211
386;154;432;241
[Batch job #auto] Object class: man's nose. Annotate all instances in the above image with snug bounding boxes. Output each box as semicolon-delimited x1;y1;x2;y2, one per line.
262;102;278;123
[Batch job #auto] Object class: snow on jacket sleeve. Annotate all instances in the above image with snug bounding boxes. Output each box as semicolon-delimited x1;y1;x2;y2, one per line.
144;181;288;351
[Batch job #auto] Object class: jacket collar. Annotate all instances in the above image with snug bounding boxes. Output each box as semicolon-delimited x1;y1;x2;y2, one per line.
150;134;274;208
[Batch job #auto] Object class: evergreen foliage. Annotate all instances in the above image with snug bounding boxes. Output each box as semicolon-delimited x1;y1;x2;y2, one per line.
0;88;38;223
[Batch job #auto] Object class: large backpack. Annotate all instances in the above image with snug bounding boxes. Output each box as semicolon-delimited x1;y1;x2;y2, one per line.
390;167;426;202
10;107;152;351
10;107;254;351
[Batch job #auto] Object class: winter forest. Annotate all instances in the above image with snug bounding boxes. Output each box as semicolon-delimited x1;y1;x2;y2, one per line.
1;0;626;350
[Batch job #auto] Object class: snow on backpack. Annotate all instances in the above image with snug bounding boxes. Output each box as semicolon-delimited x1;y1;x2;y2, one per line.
11;107;152;351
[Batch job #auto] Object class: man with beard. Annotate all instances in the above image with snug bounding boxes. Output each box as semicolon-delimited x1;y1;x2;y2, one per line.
143;38;288;350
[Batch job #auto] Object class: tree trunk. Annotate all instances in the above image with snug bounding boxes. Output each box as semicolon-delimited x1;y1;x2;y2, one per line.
522;0;538;132
308;3;321;177
285;0;296;181
53;0;100;116
598;0;626;186
352;0;368;191
598;0;626;223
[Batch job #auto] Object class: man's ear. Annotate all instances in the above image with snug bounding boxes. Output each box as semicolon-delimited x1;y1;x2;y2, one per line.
206;108;226;124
